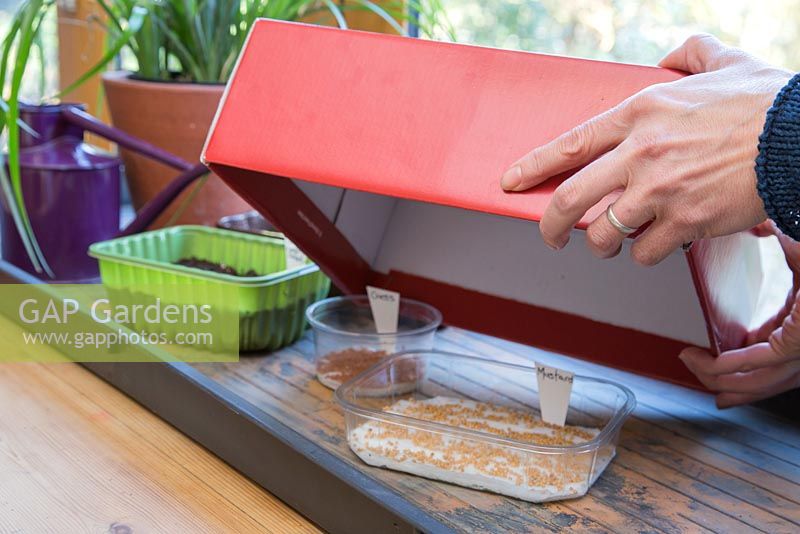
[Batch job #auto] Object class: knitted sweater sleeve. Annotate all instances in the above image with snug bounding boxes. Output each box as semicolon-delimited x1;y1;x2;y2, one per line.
756;72;800;240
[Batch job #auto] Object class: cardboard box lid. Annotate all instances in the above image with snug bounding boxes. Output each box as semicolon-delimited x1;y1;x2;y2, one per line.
204;20;791;386
204;20;684;226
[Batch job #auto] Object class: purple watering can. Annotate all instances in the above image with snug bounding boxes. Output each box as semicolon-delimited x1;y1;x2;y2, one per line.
0;103;209;282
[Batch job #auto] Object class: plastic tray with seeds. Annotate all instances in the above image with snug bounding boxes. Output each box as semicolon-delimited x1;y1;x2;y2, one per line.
336;351;636;503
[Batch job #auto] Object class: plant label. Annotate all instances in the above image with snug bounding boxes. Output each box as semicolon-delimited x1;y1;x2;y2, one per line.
367;286;400;354
284;240;307;270
536;363;574;427
366;286;400;334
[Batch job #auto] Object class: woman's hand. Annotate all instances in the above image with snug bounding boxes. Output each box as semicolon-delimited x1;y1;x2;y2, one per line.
501;34;792;265
680;224;800;408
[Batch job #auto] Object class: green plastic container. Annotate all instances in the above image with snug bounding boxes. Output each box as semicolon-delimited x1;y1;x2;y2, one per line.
89;225;330;352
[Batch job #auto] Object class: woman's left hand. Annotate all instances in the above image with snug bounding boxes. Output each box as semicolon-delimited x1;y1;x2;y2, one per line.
680;224;800;408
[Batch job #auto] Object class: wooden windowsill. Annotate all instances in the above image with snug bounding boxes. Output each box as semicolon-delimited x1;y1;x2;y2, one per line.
0;361;320;533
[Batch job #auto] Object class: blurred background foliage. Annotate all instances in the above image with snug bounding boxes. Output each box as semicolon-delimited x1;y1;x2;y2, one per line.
3;0;800;102
1;0;57;100
444;0;800;69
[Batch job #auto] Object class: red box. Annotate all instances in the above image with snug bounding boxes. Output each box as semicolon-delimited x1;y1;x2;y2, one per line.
203;20;790;387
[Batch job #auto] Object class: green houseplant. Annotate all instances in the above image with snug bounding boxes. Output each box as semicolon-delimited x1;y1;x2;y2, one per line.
1;0;142;276
97;0;454;227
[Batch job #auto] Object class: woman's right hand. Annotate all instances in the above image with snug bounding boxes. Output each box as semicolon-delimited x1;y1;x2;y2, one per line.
500;35;792;265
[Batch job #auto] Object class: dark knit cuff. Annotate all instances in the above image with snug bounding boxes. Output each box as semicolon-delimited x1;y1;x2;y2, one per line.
756;72;800;240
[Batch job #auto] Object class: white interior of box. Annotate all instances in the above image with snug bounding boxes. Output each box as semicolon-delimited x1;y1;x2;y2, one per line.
295;180;791;347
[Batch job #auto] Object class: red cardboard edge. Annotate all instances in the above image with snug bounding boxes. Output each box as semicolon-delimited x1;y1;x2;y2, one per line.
209;162;702;389
686;244;722;357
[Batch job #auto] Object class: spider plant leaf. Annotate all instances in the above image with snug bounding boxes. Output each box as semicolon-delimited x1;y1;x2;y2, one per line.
0;3;51;275
55;5;148;99
188;1;208;61
0;158;44;275
97;0;147;73
0;4;26;109
95;0;452;83
343;0;406;35
167;0;206;78
219;47;241;82
133;0;166;80
0;99;40;139
33;24;46;97
95;0;126;35
321;0;348;29
152;16;205;81
6;0;52;275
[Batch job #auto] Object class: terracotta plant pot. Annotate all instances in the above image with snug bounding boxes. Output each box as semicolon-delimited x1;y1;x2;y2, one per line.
102;71;251;227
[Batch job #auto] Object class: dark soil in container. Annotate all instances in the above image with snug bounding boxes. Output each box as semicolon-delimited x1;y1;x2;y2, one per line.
176;257;259;277
106;287;317;353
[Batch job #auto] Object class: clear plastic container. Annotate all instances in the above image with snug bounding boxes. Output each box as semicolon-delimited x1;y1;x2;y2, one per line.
217;211;284;240
336;351;636;503
306;296;441;388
